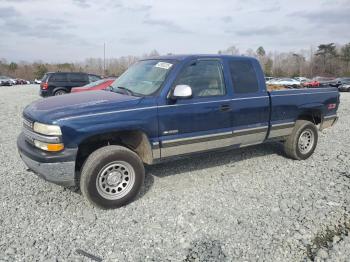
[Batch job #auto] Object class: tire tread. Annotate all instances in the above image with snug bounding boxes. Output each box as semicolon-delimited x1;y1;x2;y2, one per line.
284;120;318;160
80;145;144;209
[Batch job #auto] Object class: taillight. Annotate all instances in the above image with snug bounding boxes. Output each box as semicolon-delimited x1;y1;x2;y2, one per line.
41;82;48;90
328;103;336;110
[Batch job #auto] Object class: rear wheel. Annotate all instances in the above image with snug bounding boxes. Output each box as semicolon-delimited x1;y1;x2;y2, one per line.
54;90;67;96
284;120;318;160
80;145;145;209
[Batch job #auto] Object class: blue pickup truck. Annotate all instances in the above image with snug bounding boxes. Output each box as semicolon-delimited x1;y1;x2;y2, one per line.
17;55;339;209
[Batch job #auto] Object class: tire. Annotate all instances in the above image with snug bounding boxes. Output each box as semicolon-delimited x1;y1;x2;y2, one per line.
284;120;318;160
80;145;145;209
54;89;67;96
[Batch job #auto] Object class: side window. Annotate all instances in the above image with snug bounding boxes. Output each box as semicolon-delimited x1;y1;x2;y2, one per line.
229;60;259;94
69;73;86;82
176;60;225;97
50;73;67;82
88;75;100;83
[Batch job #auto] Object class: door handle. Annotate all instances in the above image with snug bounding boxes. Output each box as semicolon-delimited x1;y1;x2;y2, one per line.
220;104;231;112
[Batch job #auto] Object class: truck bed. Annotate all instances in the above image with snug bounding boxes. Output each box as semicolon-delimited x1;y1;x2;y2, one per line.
267;87;339;139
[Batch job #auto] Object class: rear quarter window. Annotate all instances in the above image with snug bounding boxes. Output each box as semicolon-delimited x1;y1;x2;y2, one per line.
41;74;50;82
49;73;67;82
229;60;259;94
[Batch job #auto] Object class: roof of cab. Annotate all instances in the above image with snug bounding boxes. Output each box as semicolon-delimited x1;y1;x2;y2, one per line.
143;54;256;61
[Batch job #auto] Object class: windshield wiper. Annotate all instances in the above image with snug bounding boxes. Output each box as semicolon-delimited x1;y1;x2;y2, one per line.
105;85;128;95
117;86;136;96
105;85;114;91
105;85;142;97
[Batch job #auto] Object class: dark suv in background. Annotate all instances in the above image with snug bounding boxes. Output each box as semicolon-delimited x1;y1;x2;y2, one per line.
40;72;101;97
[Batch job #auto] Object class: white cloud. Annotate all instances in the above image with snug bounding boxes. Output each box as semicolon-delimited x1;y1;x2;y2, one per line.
0;0;349;62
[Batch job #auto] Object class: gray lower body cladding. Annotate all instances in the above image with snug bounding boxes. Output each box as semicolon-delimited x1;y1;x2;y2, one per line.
155;126;273;158
152;118;336;159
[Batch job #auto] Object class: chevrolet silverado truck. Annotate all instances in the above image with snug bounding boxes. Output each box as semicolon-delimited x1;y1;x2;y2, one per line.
17;55;339;209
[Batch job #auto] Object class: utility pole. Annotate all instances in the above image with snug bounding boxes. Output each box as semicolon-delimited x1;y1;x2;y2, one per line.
103;42;106;77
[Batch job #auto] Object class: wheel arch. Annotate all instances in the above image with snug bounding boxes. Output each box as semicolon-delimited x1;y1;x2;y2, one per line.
75;130;153;174
297;107;323;125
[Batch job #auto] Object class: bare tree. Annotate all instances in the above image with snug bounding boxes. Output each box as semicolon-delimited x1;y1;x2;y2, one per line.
340;43;350;75
3;44;350;80
219;45;240;55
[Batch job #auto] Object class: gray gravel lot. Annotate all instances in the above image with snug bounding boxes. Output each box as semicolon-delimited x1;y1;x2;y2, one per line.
0;85;349;261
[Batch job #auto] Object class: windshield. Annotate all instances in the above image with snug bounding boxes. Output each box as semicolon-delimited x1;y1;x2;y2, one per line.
109;60;175;96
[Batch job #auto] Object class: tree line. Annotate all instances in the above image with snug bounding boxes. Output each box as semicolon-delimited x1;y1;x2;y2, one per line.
1;43;350;81
219;42;350;78
0;50;159;81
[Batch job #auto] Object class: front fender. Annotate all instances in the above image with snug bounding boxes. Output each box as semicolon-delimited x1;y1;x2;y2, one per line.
58;108;158;148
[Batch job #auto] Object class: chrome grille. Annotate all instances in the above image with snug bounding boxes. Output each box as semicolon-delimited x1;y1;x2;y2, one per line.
23;118;33;130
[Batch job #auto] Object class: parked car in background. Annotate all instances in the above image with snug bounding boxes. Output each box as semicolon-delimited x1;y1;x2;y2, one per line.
0;76;13;86
34;79;42;84
294;77;309;82
10;78;17;85
302;79;320;88
333;77;350;88
71;78;115;93
267;78;301;87
338;83;350;92
15;79;30;85
265;77;274;82
313;77;336;87
40;72;101;97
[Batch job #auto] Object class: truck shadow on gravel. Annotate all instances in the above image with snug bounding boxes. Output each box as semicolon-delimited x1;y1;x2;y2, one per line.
140;142;285;197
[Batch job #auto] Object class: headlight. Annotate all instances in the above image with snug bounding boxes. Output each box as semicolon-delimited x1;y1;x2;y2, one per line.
34;140;64;152
33;122;62;136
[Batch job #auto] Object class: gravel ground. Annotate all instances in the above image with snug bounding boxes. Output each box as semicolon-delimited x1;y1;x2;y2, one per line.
0;85;349;261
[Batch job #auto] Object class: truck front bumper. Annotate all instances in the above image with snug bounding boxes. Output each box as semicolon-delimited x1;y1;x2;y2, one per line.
17;133;78;187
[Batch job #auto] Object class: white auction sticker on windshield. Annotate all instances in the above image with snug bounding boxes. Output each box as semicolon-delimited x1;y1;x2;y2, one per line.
155;62;173;69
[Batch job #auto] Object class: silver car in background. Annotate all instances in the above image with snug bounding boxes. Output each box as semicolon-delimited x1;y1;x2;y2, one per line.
0;76;13;86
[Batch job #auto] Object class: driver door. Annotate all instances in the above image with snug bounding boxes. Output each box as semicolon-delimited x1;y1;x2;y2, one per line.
157;59;233;158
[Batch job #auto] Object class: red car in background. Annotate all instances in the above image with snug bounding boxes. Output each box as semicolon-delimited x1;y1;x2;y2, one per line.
302;80;320;88
71;78;115;93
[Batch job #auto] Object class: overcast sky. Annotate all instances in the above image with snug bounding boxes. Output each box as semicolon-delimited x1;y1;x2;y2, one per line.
0;0;349;62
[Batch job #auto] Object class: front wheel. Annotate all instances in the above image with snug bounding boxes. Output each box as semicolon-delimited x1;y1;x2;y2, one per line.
284;120;318;160
80;145;145;209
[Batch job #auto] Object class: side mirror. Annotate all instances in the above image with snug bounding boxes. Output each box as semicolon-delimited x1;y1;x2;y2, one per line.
172;85;192;99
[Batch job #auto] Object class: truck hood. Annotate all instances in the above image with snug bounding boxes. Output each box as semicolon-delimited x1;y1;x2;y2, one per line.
24;90;142;124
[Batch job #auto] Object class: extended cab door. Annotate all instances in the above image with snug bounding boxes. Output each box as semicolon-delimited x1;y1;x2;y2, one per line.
157;59;233;158
226;58;270;146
